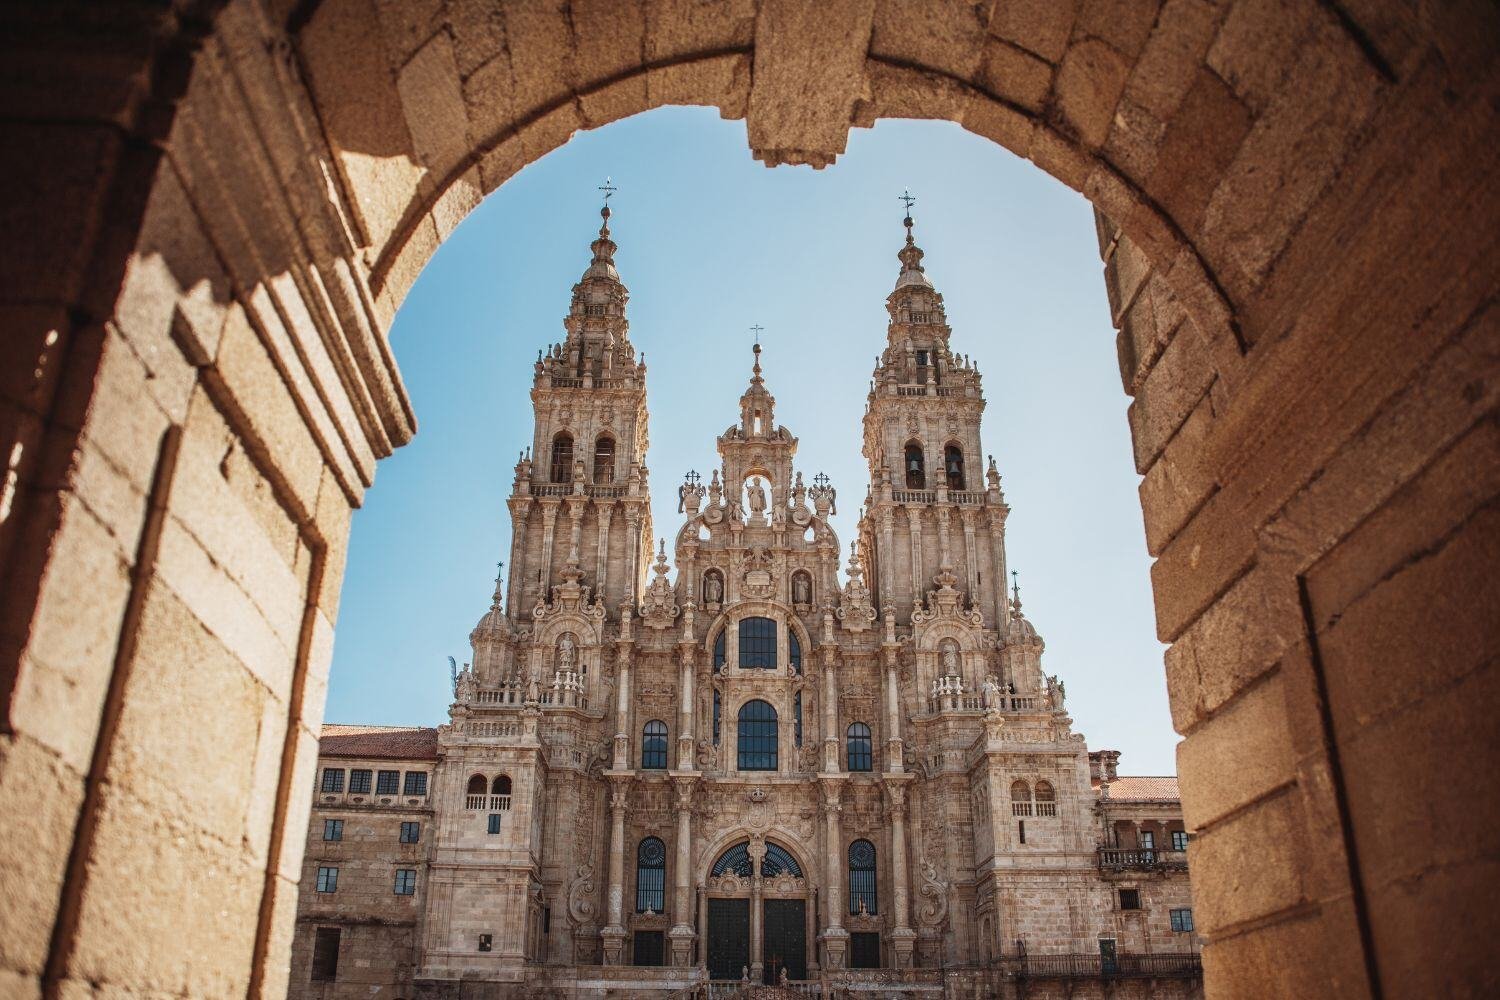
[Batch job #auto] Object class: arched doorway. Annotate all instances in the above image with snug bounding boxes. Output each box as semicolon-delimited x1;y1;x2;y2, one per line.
706;839;809;983
0;3;1495;998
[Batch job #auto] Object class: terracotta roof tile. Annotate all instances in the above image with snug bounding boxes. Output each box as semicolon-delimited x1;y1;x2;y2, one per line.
319;724;438;761
1093;775;1180;801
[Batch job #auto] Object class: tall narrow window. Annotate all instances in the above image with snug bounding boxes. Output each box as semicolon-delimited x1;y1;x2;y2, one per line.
311;927;341;982
635;837;666;913
737;699;778;771
847;723;873;772
738;617;776;669
641;720;668;769
316;866;339;893
944;444;965;490
376;770;400;795
400;821;421;844
593;435;615;483
849;840;877;915
1171;829;1189;852
323;819;343;841
549;432;574;483
712;689;721;746
1170;908;1194;932
794;691;803;748
790;630;802;675
348;769;371;794
712;629;725;673
403;771;427;796
320;768;344;793
904;442;925;489
393;869;417;895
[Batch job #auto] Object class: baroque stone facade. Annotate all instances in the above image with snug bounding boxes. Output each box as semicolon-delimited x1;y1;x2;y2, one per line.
290;212;1201;998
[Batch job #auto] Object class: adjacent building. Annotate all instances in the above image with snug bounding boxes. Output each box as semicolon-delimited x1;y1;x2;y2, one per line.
290;206;1201;998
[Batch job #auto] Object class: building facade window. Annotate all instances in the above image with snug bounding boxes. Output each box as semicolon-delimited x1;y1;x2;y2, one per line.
399;821;421;844
850;931;880;969
394;869;417;895
794;691;803;748
487;813;502;835
737;699;778;771
789;629;802;674
492;774;513;796
1171;829;1189;851
403;771;427;796
641;720;668;769
322;819;343;841
348;769;371;794
849;839;878;915
320;768;344;793
944;444;965;490
738;617;776;669
1034;780;1056;816
1119;888;1141;910
311;927;340;982
376;770;400;795
593;435;615;483
712;689;721;746
549;432;573;482
633;930;664;966
847;723;873;772
635;837;666;913
904;441;925;489
713;629;725;672
316;866;338;893
1170;908;1194;932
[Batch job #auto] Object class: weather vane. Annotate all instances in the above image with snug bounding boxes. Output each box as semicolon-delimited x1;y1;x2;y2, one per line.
598;176;617;206
750;323;765;346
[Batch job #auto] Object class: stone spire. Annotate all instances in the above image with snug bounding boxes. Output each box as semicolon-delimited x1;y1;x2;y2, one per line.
736;341;778;439
894;208;934;292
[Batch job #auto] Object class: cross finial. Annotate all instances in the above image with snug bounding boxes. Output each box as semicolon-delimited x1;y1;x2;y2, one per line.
899;188;916;215
750;323;765;346
1011;569;1021;607
598;176;617;206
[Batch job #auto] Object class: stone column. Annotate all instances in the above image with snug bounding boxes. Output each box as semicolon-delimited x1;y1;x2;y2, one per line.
697;884;708;969
540;500;560;593
818;780;848;970
566;496;586;566
878;507;895;609
882;610;903;772
822;643;840;773
600;777;630;964
625;505;643;602
506;497;533;614
961;509;979;603
935;505;952;570
614;609;634;769
987;508;1008;627
886;780;917;968
595;501;614;603
669;777;697;965
906;506;923;604
748;839;767;981
678;642;696;769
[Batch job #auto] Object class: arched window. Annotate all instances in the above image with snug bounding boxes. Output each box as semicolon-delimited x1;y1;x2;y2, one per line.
713;629;725;673
466;774;486;796
762;843;802;877
492;774;512;796
712;689;721;746
847;723;873;772
944;444;965;490
641;720;668;770
904;441;925;489
635;837;666;912
737;699;778;771
549;432;574;483
1010;779;1032;817
711;842;752;877
849;840;878;915
1035;780;1056;816
789;629;802;675
794;691;803;748
738;617;776;669
593;435;615;483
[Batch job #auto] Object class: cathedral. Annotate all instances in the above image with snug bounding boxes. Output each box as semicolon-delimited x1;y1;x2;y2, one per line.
290;205;1201;999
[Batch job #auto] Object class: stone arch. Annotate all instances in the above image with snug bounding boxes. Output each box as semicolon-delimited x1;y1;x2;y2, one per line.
1;3;1495;998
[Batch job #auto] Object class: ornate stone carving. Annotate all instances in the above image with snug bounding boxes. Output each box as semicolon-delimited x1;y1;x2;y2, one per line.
917;857;950;929
837;543;877;631
567;864;598;927
638;541;680;629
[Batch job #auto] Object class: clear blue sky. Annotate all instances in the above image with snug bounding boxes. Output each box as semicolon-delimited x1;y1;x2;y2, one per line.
327;108;1178;776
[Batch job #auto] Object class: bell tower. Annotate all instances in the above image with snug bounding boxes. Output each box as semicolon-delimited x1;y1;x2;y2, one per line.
502;199;653;632
857;203;1011;627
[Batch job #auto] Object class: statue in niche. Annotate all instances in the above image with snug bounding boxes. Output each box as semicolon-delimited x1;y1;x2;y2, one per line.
727;497;744;524
746;477;768;517
940;641;960;676
703;572;723;605
792;573;811;606
557;634;576;670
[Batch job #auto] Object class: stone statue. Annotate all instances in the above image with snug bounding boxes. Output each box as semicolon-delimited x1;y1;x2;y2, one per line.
527;660;542;702
982;674;1001;710
746;477;768;516
792;573;811;605
557;634;576;670
727;498;744;524
455;666;477;704
703;572;722;605
941;643;959;675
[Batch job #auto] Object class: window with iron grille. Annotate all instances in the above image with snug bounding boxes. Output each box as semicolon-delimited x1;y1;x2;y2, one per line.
738;617;776;669
712;689;721;746
736;699;777;771
849;840;877;915
403;771;427;796
322;819;343;841
847;723;873;771
316;867;338;893
394;869;417;895
348;769;371;794
1171;830;1189;851
311;927;340;982
320;768;344;793
1170;908;1194;932
376;770;400;795
549;433;573;483
1119;888;1141;911
635;838;666;913
641;720;668;770
850;931;880;969
399;821;420;844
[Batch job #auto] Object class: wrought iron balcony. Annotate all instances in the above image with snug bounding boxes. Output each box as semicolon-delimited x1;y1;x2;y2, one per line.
1015;952;1201;979
1096;846;1189;872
